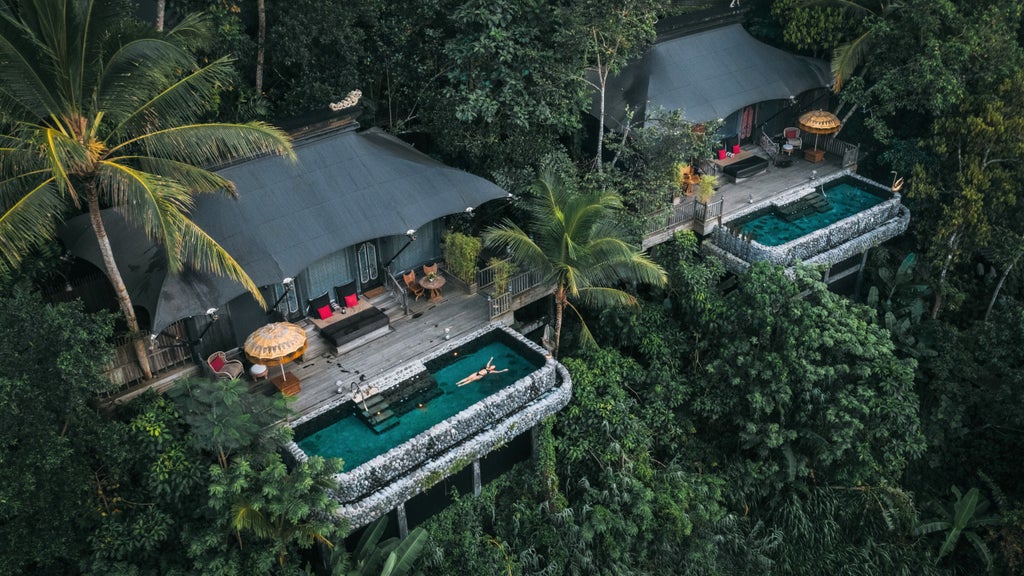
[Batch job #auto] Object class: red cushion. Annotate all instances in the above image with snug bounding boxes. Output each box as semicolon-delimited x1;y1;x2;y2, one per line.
209;355;225;372
317;304;332;320
784;128;797;138
344;293;358;308
717;149;727;160
732;144;741;154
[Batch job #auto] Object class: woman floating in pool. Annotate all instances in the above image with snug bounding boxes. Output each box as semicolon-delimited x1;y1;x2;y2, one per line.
456;357;507;386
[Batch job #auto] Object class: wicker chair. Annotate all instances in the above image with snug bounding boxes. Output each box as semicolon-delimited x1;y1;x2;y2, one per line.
422;263;438;276
403;270;425;301
207;351;244;380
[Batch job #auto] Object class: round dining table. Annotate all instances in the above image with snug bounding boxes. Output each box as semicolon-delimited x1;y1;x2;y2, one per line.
418;274;446;302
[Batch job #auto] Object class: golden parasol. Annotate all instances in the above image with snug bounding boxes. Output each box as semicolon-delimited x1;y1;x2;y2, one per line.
797;109;842;153
244;322;307;383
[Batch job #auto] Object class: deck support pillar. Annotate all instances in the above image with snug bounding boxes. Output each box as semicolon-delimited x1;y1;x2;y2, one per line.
530;425;540;462
473;459;482;496
854;248;870;295
396;502;409;539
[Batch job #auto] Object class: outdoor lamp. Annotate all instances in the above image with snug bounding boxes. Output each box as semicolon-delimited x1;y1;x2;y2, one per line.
465;206;473;213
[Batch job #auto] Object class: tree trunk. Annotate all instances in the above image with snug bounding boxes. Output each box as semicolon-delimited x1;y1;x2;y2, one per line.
553;287;565;359
985;260;1014;322
931;232;959;320
155;0;165;31
87;188;153;379
256;0;266;93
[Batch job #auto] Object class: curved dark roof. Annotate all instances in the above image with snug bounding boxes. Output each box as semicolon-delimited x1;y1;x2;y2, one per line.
599;24;831;125
60;127;508;332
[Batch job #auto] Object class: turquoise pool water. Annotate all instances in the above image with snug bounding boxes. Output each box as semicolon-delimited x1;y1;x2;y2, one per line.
295;340;540;470
737;180;888;246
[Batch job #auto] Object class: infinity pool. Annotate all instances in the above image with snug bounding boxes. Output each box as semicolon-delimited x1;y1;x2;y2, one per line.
294;334;544;470
734;176;890;246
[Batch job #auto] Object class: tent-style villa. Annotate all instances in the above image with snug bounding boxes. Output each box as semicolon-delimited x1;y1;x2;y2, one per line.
60;116;573;533
598;12;909;285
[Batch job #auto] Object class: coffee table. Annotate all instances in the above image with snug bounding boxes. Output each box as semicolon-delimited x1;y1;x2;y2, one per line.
418;275;446;302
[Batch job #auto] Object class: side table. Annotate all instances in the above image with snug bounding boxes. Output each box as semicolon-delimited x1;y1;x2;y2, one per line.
250;363;268;382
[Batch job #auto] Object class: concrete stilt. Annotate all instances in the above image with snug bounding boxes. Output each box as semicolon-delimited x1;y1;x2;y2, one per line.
854;249;870;296
473;459;482;496
396;502;409;539
530;425;540;462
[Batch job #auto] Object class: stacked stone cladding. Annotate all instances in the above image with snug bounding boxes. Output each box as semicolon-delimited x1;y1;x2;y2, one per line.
285;325;571;520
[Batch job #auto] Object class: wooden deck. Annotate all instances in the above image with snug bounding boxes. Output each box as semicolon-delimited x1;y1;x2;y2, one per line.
254;282;504;419
643;146;850;247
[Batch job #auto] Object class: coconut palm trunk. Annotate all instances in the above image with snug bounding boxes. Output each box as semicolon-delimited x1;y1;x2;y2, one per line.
87;183;152;378
0;1;294;381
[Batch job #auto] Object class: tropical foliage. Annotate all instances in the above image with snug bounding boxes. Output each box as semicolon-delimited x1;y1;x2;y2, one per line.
483;166;666;356
0;0;293;377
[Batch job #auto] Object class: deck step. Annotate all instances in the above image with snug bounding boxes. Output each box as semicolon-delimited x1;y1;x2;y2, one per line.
361;394;388;411
372;419;400;434
361;407;395;425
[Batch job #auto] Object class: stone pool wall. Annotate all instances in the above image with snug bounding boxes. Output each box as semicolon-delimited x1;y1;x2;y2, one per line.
334;363;572;529
285;325;568;510
704;171;908;273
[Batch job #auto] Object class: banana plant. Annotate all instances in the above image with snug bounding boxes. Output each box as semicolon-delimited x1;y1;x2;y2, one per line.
913;486;1001;573
866;252;934;357
327;516;429;576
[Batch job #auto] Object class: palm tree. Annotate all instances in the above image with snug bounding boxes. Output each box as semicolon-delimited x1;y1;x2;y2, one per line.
803;0;904;92
0;0;293;378
483;166;666;357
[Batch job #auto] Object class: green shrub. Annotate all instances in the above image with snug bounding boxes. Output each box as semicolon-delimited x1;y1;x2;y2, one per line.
443;231;482;284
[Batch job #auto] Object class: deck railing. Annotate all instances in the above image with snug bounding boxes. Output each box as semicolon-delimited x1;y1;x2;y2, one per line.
479;260;546;319
384;266;409;315
694;198;723;223
101;319;192;396
643;199;697;236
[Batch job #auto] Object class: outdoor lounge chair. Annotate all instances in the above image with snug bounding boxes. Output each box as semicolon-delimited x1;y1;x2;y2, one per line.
404;270;425;300
784;127;802;149
207;351;244;380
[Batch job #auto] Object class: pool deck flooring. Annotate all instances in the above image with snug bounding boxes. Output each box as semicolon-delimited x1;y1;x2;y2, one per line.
644;145;850;248
713;145;848;218
254;282;508;421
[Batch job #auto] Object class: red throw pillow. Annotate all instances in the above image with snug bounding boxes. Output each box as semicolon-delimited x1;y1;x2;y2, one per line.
784;128;797;138
732;144;741;154
317;304;332;320
209;355;225;372
717;149;727;160
344;293;358;308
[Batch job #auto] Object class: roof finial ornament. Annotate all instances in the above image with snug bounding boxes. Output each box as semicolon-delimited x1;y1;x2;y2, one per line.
329;89;362;111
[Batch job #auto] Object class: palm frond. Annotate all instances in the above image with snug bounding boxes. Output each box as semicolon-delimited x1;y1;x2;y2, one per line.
177;220;266;308
574;286;637;310
119;156;238;195
109;122;294;169
0;10;61;118
0;176;63;274
564;299;599;352
103;57;240;137
831;31;871;92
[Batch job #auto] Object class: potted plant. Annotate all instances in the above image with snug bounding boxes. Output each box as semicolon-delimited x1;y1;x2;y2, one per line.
488;257;518;295
442;231;482;293
698;174;718;203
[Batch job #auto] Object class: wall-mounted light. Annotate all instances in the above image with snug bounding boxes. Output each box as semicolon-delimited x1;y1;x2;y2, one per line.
465;206;474;213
